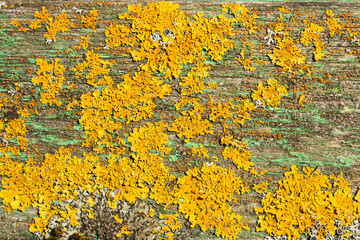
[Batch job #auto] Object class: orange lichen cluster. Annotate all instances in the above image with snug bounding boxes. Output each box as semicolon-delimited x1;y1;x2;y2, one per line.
235;49;256;71
70;50;113;87
255;165;360;240
221;3;258;35
108;2;236;80
31;58;65;107
251;79;288;108
32;7;71;41
300;23;325;61
170;97;213;143
221;134;253;171
77;34;91;50
324;9;342;38
171;163;250;239
268;35;305;73
80;9;99;32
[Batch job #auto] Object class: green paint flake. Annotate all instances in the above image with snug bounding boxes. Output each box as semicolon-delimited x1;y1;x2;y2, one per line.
203;142;217;147
203;60;218;65
168;153;181;163
27;58;36;64
28;123;47;131
73;125;84;131
56;139;80;146
0;151;33;161
40;135;59;143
